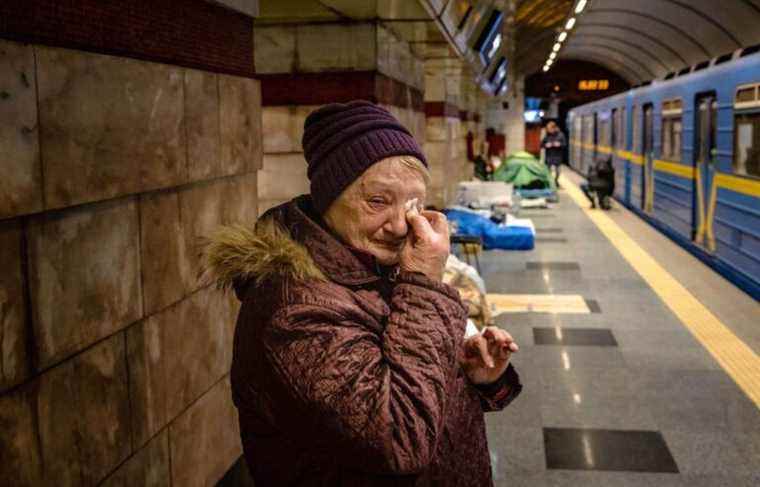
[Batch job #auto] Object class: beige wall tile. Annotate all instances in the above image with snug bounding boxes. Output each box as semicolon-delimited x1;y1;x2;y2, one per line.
220;76;261;175
169;377;241;487
28;197;142;368
258;153;309;202
178;179;226;285
38;334;131;486
0;221;29;391
164;287;231;419
185;69;222;182
254;25;296;74
224;172;259;228
0;40;42;219
36;46;186;209
127;286;235;447
297;23;377;72
262;106;300;153
0;387;43;486
139;190;193;316
127;315;168;449
101;429;170;487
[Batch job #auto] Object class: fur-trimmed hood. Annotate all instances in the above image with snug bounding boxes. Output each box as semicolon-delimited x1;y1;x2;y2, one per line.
202;196;384;300
202;216;327;299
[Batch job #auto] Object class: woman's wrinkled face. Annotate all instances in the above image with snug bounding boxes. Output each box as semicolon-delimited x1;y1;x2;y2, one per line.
323;157;427;266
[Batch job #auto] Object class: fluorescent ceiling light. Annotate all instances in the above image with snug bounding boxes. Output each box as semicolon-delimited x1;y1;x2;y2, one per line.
553;42;561;52
566;17;576;29
558;31;568;42
543;65;550;72
575;0;587;14
549;51;557;60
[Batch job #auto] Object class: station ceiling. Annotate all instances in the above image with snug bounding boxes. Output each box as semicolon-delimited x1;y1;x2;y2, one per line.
519;0;760;84
256;1;760;87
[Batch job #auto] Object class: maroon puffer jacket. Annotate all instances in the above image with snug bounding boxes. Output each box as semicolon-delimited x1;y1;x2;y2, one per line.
204;195;521;486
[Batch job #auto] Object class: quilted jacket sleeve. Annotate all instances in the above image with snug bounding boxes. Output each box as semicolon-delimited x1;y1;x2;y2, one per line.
261;271;468;475
471;363;523;412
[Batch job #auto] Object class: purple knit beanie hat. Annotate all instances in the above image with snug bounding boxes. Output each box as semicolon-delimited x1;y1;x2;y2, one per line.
302;100;427;214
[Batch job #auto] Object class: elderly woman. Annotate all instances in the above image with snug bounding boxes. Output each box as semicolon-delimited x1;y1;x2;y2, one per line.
205;101;522;486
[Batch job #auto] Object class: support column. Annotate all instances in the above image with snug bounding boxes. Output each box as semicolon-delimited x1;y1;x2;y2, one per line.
424;56;464;208
255;21;426;215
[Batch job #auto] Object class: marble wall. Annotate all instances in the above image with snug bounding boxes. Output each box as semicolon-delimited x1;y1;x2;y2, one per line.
0;39;260;486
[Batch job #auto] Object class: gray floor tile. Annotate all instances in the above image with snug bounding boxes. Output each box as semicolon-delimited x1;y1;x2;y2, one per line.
663;430;757;476
486;425;546;477
540;393;658;430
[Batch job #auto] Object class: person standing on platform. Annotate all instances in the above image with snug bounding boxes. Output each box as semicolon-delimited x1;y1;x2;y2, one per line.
541;120;566;187
581;155;615;209
204;101;522;487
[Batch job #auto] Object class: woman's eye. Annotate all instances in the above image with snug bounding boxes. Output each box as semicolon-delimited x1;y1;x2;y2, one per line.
368;198;387;207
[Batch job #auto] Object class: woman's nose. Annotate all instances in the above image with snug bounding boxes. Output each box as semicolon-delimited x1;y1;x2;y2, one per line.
384;206;408;237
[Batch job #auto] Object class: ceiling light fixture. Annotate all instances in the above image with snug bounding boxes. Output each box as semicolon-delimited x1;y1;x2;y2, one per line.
575;0;587;14
543;65;550;72
566;17;576;29
550;51;557;60
553;42;561;52
558;31;568;42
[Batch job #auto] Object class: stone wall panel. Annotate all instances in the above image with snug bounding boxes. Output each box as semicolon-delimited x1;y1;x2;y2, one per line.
139;190;193;316
254;25;297;74
179;179;226;285
262;106;299;153
224;172;259;227
0;387;43;486
185;69;222;182
28;197;142;368
129;285;233;435
297;23;377;73
169;377;241;487
0;40;43;219
37;334;131;486
220;76;262;176
127;315;168;449
0;221;30;391
258;153;309;202
164;287;231;420
101;429;170;487
36;46;186;209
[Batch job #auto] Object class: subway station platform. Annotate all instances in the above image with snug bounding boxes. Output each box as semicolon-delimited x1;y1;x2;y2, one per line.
481;172;760;486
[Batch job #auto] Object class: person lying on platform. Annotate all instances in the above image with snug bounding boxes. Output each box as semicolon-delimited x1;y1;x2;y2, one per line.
203;101;522;487
581;155;615;210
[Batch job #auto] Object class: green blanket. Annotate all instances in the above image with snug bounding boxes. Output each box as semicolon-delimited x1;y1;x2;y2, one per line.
492;151;556;190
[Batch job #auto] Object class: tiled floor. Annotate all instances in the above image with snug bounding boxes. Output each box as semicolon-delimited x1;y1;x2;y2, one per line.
483;177;760;486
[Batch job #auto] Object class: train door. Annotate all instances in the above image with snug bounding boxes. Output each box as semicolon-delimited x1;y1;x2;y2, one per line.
642;104;655;213
693;93;718;251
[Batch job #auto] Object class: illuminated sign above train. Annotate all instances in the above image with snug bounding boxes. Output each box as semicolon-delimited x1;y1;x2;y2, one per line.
578;79;610;91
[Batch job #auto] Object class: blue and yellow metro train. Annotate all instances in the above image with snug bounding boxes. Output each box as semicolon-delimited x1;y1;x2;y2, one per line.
568;51;760;300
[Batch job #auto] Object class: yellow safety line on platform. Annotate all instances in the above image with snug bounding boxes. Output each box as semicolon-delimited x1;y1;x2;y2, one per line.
560;174;760;409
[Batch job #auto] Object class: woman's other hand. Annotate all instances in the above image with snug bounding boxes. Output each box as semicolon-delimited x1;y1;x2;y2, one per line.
401;209;450;282
461;327;519;385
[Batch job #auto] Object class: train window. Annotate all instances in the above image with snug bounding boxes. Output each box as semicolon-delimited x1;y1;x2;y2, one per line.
611;108;618;147
733;83;760;177
664;72;676;80
694;61;709;72
715;52;734;65
661;99;683;162
677;67;691;76
740;43;760;57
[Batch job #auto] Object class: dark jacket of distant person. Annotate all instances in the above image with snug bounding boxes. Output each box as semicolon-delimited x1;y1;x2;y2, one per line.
541;130;566;166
